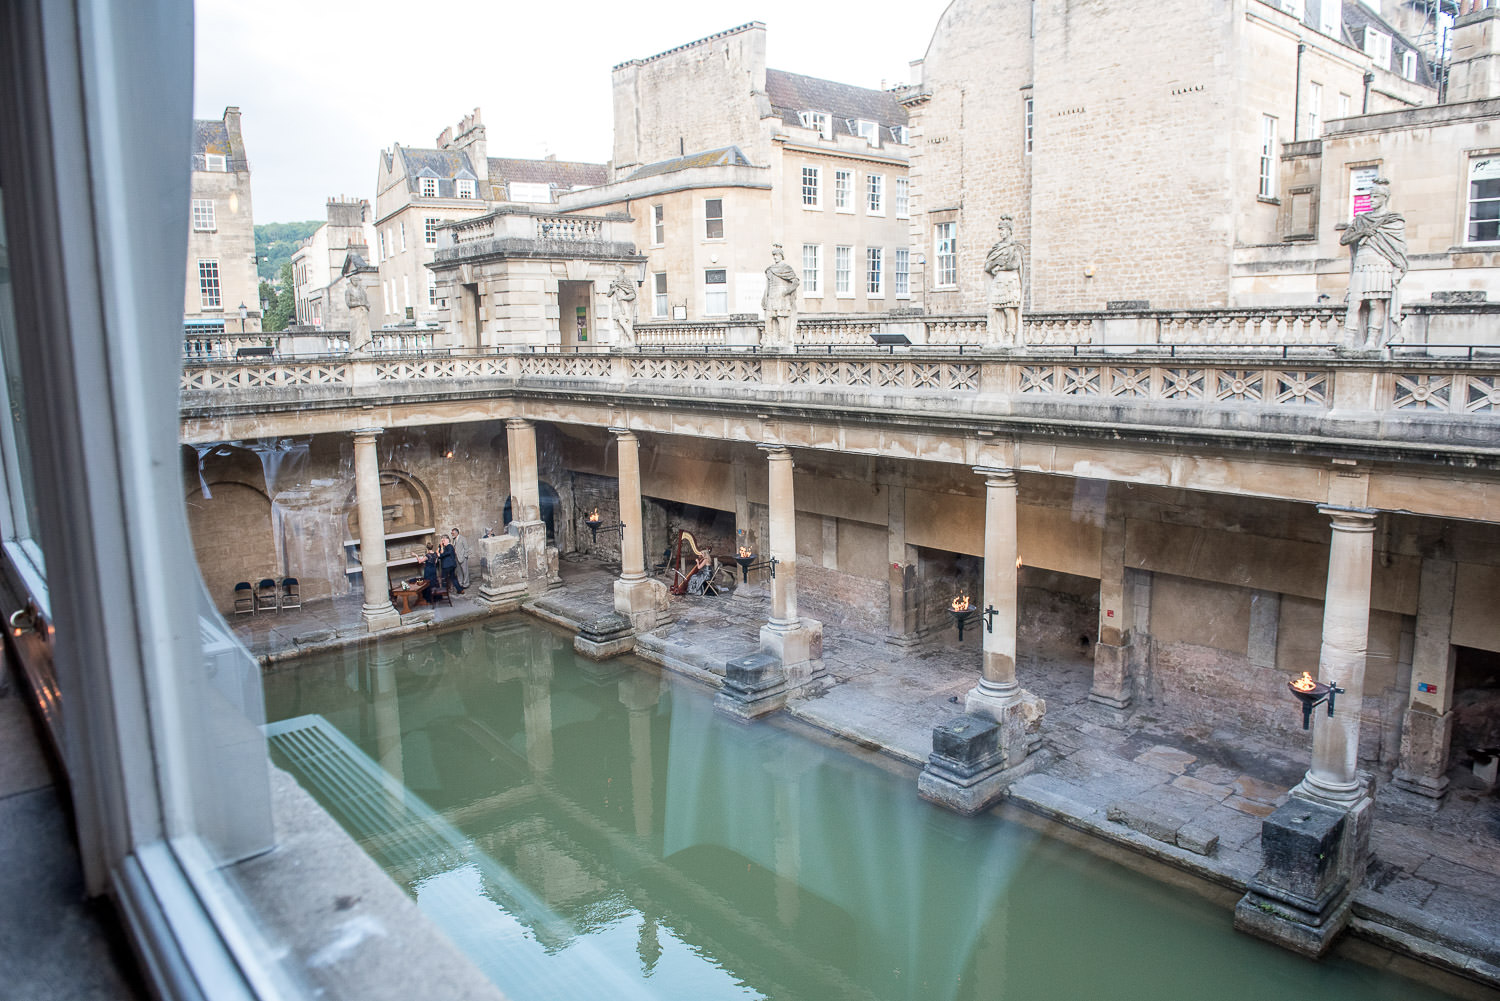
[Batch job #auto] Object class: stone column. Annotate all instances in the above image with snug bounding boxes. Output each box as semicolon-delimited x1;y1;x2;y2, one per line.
618;673;660;838
1393;557;1457;799
1090;489;1132;708
353;427;400;631
370;641;404;794
609;427;666;636
966;468;1021;719
758;445;823;689
505;418;553;595
1295;507;1377;808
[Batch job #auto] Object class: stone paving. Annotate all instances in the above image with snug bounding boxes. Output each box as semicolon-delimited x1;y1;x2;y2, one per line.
233;554;1500;992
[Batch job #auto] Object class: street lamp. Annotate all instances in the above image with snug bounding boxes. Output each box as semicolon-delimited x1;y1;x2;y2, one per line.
238;302;248;334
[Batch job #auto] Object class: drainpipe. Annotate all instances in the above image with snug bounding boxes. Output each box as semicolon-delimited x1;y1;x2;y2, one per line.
1362;71;1375;113
1294;42;1306;140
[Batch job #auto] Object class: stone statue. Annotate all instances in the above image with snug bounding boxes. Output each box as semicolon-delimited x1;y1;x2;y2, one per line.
762;243;800;346
345;275;371;352
983;216;1024;347
1340;177;1407;352
607;265;638;347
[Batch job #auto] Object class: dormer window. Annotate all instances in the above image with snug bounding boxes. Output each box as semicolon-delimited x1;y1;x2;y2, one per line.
850;119;880;147
799;110;832;140
890;125;909;145
1401;49;1418;81
419;177;438;197
1361;27;1391;68
204;153;226;171
456;178;476;199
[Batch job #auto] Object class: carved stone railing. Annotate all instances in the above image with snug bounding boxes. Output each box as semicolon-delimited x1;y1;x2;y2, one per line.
179;347;1500;426
635;323;730;347
533;214;604;242
182;333;277;360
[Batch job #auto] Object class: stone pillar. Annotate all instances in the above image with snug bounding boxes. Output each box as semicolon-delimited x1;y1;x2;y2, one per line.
610;427;667;636
370;641;404;793
758;445;824;690
353;428;400;631
522;635;555;775
1294;507;1377;809
619;673;660;838
505;418;555;596
1393;557;1457;799
1091;491;1132;708
966;468;1020;719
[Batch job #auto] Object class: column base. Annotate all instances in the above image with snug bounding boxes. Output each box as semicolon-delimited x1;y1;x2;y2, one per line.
918;714;1013;815
760;618;825;691
476;580;529;611
574;611;637;661
714;651;787;722
1392;706;1453;800
361;602;402;632
1234;792;1371;958
1290;770;1371;811
614;576;669;636
964;679;1020;721
1088;641;1133;709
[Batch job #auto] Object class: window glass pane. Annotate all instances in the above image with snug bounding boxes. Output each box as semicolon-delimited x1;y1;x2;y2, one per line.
0;185;43;560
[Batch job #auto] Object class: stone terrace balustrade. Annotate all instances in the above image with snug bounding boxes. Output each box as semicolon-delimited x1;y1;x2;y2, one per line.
434;207;635;263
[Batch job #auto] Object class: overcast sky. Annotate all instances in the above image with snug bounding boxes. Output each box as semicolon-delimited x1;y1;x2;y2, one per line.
193;0;954;224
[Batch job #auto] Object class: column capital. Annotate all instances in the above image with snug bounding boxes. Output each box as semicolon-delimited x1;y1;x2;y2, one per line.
608;426;637;441
352;426;384;443
1317;505;1377;532
505;418;533;431
759;443;792;459
972;465;1017;486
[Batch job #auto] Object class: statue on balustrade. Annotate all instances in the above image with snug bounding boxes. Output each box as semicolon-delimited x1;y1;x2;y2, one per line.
762;244;800;347
984;217;1024;347
345;274;372;353
607;265;638;348
1340;177;1407;352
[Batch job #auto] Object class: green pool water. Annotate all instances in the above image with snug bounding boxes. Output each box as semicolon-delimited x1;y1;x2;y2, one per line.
261;616;1468;1001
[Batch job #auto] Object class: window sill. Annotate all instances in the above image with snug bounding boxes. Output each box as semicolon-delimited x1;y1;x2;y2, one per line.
802;205;823;211
1257;196;1281;206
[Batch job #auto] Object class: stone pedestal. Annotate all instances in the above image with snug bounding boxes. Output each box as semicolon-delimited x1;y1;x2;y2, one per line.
759;618;825;691
714;651;787;722
917;715;1010;815
1234;794;1371;957
1088;642;1132;709
574;612;637;660
1392;706;1453;799
476;533;530;610
614;576;669;637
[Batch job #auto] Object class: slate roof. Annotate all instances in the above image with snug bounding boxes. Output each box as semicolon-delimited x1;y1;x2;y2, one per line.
1339;0;1438;87
399;149;478;189
765;68;908;136
488;157;607;190
192;119;231;157
624;146;753;181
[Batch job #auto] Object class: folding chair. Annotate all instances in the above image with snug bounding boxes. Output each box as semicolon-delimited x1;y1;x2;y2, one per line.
255;577;279;613
280;576;301;610
427;582;453;607
233;581;255;615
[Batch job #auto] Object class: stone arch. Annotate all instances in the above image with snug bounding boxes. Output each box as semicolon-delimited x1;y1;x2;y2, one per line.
183;444;277;612
342;470;438;582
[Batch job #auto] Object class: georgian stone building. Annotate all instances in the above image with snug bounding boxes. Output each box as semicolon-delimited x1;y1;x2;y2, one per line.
290;197;375;329
184;106;260;337
375;109;606;328
901;0;1439;313
556;23;913;322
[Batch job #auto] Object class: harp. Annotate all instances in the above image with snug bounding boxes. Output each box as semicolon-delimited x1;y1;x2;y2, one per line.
667;528;709;595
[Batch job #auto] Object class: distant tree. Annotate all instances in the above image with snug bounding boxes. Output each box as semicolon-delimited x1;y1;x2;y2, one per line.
263;261;296;332
254;220;321;282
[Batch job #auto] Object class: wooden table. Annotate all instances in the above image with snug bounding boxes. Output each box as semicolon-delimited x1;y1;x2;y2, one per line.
390;582;426;615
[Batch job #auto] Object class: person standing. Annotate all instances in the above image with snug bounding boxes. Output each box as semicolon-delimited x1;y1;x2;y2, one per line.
451;526;471;590
420;541;440;603
439;534;461;594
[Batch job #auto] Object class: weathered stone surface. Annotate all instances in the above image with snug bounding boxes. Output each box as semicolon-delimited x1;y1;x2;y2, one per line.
1134;744;1196;774
574;611;636;660
1393;706;1454;798
1235;798;1360;957
1171;774;1232;800
1432;289;1487;303
714;651;787;722
1176;824;1220;856
930;715;1004;771
1225;795;1278;818
1106;801;1184;844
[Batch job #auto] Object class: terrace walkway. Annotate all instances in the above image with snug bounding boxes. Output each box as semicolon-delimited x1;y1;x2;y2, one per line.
232;555;1500;996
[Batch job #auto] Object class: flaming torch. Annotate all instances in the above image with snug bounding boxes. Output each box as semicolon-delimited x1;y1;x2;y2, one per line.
1286;671;1342;730
950;593;976;642
586;508;602;543
734;545;756;583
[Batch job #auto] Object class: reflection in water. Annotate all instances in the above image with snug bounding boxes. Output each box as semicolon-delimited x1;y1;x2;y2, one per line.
262;616;1463;1001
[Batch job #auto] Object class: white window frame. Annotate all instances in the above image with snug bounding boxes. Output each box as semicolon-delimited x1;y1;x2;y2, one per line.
1402;50;1418;81
1306;81;1322;139
866;246;884;297
802;244;822;295
378;230;386;260
456;178;476;199
933;222;957;288
203;152;226;171
1319;0;1339;36
704;198;724;240
1259;115;1278;199
197;259;221;309
424;217;439;246
895;177;910;218
399;221;406;252
420;176;438;197
1024;97;1035;155
802;165;821;208
1338;92;1352;118
890;125;908;145
703;268;728;315
867;173;885;215
799;110;831;139
1363;28;1391;68
834;245;853;297
834;169;854;212
190;198;215;231
427;270;438;306
852;119;880;146
894;247;911;298
653;272;668;316
1467;156;1500;244
652;204;664;245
